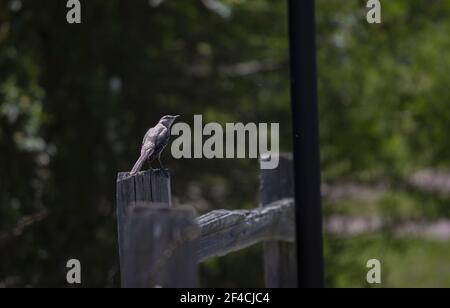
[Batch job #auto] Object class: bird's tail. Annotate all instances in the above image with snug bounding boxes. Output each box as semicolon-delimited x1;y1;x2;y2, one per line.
130;154;147;175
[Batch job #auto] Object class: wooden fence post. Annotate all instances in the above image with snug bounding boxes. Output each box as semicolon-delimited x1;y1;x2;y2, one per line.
122;205;199;288
260;154;298;287
116;170;172;285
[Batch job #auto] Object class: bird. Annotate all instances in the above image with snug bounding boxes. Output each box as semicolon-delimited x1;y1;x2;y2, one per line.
130;115;180;175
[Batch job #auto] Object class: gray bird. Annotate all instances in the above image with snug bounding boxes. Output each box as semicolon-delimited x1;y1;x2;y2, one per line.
130;115;180;175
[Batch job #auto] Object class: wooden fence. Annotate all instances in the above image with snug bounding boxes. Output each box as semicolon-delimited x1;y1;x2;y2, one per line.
116;155;297;288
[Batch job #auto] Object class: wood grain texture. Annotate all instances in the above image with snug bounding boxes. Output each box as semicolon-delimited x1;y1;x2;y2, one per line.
196;198;294;262
260;154;298;288
116;163;298;287
116;169;171;285
122;206;199;288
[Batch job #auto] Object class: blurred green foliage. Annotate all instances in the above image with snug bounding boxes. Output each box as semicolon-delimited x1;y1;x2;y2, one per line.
0;0;449;287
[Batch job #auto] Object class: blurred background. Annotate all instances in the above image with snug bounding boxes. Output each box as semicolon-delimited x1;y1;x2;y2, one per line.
1;0;450;287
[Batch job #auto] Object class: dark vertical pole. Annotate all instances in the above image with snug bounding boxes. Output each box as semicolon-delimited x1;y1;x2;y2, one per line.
287;0;324;287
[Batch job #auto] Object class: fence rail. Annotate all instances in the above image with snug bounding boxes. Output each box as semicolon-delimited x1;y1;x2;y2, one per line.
116;155;297;288
197;198;294;262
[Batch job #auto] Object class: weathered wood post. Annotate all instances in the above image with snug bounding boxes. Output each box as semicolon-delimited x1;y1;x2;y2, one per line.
116;170;171;280
116;169;198;287
122;205;199;288
260;154;298;287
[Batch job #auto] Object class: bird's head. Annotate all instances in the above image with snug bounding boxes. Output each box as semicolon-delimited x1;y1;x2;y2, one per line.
159;115;180;128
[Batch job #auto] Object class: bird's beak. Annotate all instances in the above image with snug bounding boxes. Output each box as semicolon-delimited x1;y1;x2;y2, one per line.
174;115;180;118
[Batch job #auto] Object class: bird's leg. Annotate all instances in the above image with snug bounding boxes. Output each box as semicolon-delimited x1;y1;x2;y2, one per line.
147;160;153;170
158;153;164;170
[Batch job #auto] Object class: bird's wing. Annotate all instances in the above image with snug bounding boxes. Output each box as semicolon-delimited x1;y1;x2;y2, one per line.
130;125;165;175
154;126;170;152
143;124;165;143
140;124;164;156
131;140;156;175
